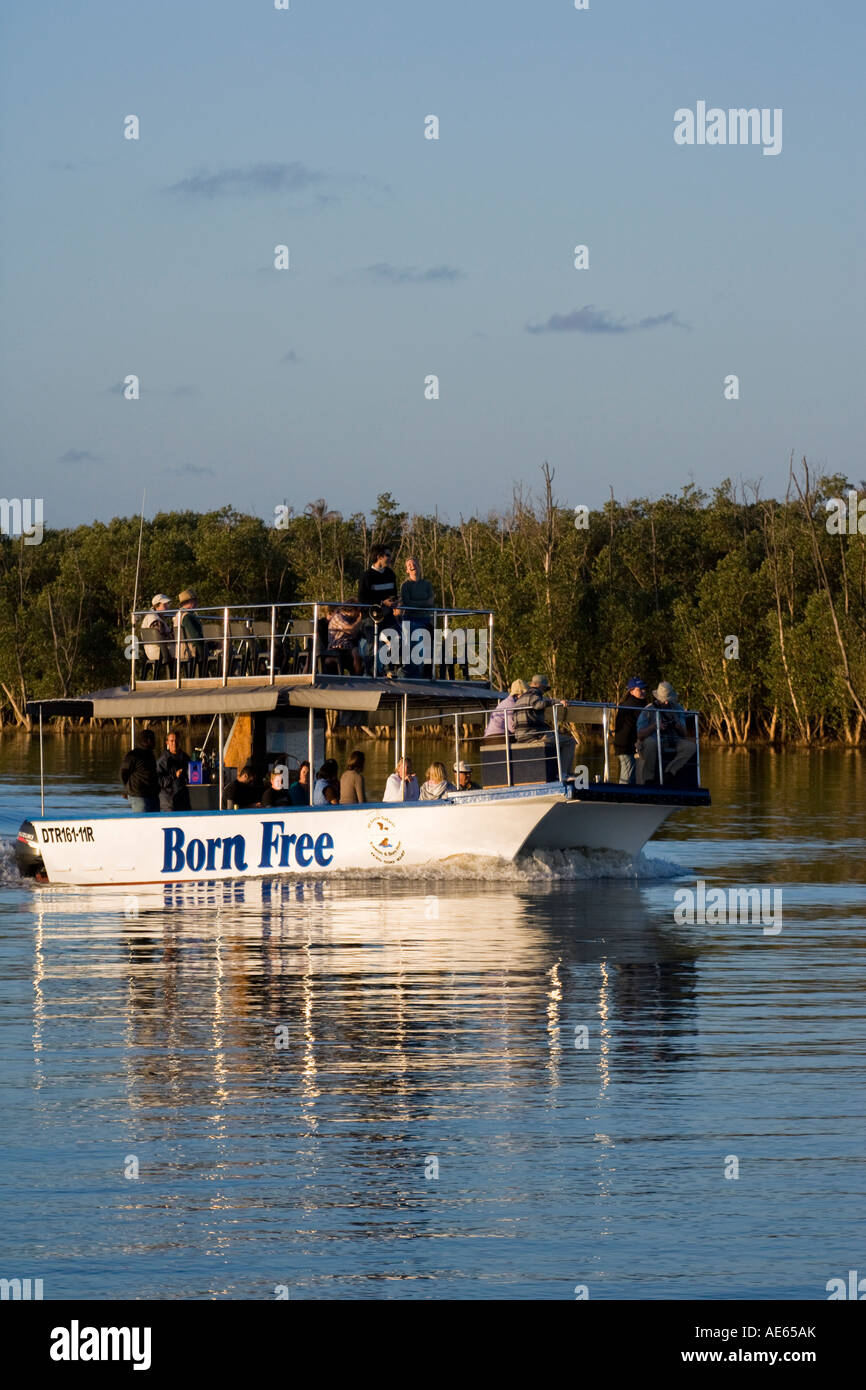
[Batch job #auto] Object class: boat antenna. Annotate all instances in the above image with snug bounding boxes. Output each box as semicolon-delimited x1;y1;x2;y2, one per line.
131;490;146;622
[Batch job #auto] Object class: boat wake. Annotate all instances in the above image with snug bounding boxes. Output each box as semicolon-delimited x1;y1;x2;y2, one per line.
0;837;22;887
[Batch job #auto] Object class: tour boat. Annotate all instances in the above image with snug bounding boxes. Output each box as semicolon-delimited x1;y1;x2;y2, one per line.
14;600;709;886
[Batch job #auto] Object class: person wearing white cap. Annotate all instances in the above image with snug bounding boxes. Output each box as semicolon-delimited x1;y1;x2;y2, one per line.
140;594;173;671
453;760;479;792
636;681;696;784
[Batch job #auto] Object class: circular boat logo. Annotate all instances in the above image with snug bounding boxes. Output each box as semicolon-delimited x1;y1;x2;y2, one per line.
367;814;404;863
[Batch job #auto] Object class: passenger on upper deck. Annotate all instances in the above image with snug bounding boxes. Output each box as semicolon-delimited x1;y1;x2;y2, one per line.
141;595;173;671
383;757;420;802
327;606;364;675
419;762;455;800
358;547;398;675
313;760;341;805
512;675;568;741
636;682;696;785
173;589;207;674
358;546;398;613
224;762;262;810
339;751;367;804
394;556;434;677
120;729;159;813
483;679;527;738
261;768;291;808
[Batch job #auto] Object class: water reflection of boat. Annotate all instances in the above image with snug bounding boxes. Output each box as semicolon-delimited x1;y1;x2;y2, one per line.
16;599;709;886
30;877;700;1105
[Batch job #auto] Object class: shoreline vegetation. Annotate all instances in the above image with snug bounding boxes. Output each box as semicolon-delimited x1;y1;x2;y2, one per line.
2;461;865;746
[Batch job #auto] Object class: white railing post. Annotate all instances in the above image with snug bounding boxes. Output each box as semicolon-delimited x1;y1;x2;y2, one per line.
602;707;610;782
656;709;664;786
221;607;229;686
175;612;181;688
488;611;494;685
504;716;512;787
130;610;137;690
552;703;563;783
311;604;319;678
694;712;701;787
268;605;276;684
454;713;460;785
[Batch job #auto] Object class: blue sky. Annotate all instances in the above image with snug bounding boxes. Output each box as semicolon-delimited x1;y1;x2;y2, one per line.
1;0;863;528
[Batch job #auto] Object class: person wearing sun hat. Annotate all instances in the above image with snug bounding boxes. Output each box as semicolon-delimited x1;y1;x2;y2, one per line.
173;588;207;673
613;676;649;784
453;759;480;791
512;674;568;742
636;680;695;784
140;593;174;670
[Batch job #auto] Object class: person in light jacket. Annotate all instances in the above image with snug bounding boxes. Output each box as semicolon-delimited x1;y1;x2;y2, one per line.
383;757;420;802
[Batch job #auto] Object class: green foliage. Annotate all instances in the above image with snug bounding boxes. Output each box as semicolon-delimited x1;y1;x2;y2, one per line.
2;467;864;742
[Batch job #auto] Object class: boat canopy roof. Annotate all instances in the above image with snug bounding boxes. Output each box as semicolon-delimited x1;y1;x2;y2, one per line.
26;674;505;721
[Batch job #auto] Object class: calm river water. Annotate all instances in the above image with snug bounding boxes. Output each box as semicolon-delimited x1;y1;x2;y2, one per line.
0;734;864;1300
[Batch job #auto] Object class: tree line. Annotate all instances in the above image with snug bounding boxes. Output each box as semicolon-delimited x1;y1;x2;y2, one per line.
2;460;865;744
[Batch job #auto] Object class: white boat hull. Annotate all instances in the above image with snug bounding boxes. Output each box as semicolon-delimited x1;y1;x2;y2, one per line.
19;784;685;886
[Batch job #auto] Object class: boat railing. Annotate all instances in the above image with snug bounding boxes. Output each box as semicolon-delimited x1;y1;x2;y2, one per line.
129;599;495;690
403;699;703;790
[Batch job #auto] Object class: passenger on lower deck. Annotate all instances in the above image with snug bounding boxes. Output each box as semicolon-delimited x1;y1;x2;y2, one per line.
224;762;262;809
313;759;341;805
261;768;291;808
383;757;419;802
339;751;367;803
636;682;696;784
453;760;480;791
289;761;311;805
512;674;568;740
484;680;526;738
419;762;455;800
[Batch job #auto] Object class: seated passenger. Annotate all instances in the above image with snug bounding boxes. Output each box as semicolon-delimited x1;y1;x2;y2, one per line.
173;589;208;673
512;674;567;741
224;762;262;809
327;606;364;674
383;757;420;802
484;680;526;738
289;760;311;806
636;682;696;784
313;759;341;805
453;760;480;791
419;761;455;800
261;768;291;807
140;594;174;672
339;751;367;804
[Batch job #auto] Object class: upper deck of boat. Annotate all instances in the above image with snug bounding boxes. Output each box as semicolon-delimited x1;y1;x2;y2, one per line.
27;672;504;721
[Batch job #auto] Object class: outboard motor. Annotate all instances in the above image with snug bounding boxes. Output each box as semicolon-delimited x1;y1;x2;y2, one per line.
15;821;43;877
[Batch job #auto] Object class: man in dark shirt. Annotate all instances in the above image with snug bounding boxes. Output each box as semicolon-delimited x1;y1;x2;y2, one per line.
120;729;160;812
156;731;191;811
224;763;263;809
358;546;398;674
613;677;648;784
